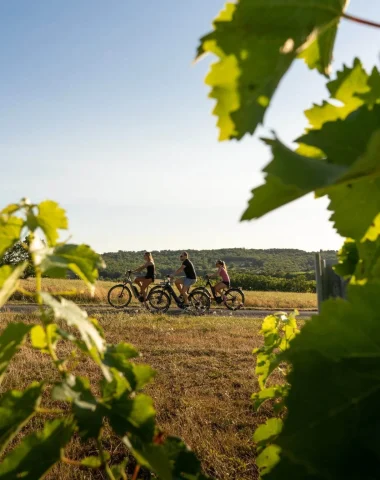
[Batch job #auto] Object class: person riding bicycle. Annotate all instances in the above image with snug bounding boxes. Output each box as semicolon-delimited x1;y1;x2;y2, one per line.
132;252;155;301
171;251;197;309
206;260;230;303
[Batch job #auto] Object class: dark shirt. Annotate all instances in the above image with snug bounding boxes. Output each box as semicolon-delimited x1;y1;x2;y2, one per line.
183;259;196;279
145;264;155;279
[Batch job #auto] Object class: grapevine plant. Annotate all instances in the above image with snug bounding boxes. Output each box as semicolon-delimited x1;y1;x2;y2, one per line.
0;199;208;479
198;1;380;478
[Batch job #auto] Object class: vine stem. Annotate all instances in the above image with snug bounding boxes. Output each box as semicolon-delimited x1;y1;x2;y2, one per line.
97;437;116;480
62;457;82;467
36;407;65;415
342;12;380;29
132;465;141;480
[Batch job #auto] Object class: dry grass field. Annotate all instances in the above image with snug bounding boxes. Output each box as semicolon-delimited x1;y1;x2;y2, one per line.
13;278;317;310
0;311;287;479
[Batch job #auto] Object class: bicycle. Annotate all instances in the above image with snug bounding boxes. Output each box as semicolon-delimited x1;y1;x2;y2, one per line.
107;270;152;308
147;276;211;314
191;276;245;311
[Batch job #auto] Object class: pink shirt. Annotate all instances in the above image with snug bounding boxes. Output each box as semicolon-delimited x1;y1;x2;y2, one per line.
218;267;230;283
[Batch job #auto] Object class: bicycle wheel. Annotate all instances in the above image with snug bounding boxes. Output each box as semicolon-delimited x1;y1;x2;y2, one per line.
191;287;211;298
107;284;132;308
189;290;211;314
224;288;245;311
147;288;171;313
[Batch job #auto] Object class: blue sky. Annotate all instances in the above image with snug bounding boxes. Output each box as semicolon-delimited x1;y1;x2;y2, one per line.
1;1;379;253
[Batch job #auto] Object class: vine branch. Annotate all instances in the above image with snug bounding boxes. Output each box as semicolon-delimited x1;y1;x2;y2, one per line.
342;12;380;29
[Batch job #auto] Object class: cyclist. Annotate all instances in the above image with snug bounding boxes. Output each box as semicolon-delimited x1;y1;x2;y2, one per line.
132;252;155;301
171;251;197;308
206;260;230;303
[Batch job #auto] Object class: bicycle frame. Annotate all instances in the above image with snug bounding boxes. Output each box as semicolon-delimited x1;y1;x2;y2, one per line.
202;278;227;300
122;271;150;300
160;278;183;306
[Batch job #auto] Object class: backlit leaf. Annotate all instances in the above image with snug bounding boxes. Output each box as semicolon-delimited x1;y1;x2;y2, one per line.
41;243;105;290
0;263;26;308
197;0;348;140
0;215;23;258
253;418;283;448
30;200;68;246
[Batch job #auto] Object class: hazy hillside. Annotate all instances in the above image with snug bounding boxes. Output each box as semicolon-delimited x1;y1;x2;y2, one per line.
100;248;337;280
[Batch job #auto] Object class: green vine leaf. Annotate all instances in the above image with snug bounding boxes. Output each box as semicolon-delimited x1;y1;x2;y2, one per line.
267;283;380;479
334;239;359;278
107;394;156;442
355;67;380;109
0;263;27;308
0;383;43;455
41;294;105;354
252;386;289;411
304;58;370;130
253;418;283;450
30;324;60;354
80;454;110;468
0;417;75;479
53;375;102;440
110;458;128;480
0;215;23;258
197;0;348;140
0;323;33;384
41;244;105;291
126;436;210;480
27;200;68;246
104;343;156;391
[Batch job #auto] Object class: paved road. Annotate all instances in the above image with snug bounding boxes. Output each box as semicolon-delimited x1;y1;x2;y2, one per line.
0;304;316;318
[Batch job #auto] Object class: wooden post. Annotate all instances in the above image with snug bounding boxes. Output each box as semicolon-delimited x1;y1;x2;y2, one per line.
315;253;347;312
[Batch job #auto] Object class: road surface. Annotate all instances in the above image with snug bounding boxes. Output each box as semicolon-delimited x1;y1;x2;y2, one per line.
0;304;316;318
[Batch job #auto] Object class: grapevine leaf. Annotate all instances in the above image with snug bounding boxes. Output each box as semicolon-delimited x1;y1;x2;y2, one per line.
355;67;380;109
0;383;43;455
107;394;156;442
28;200;68;246
242;138;345;220
41;244;105;290
304;59;370;130
256;444;281;477
197;0;348;140
298;105;380;168
30;324;60;354
252;386;288;411
0;323;33;384
255;352;280;389
327;178;380;240
0;215;23;258
53;375;102;440
110;459;128;480
41;294;105;355
243;115;380;225
81;453;110;468
267;283;380;479
104;343;156;391
253;418;283;448
0;204;21;216
125;435;210;480
0;263;27;308
334;239;359;278
0;417;75;479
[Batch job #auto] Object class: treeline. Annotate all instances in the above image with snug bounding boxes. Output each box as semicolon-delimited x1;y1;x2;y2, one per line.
100;248;335;293
231;273;316;293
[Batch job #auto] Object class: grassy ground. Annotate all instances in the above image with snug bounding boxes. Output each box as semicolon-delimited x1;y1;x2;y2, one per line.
13;278;317;309
0;311;284;479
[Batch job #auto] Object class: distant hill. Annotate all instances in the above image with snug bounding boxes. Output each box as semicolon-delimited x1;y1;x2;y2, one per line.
100;248;337;280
